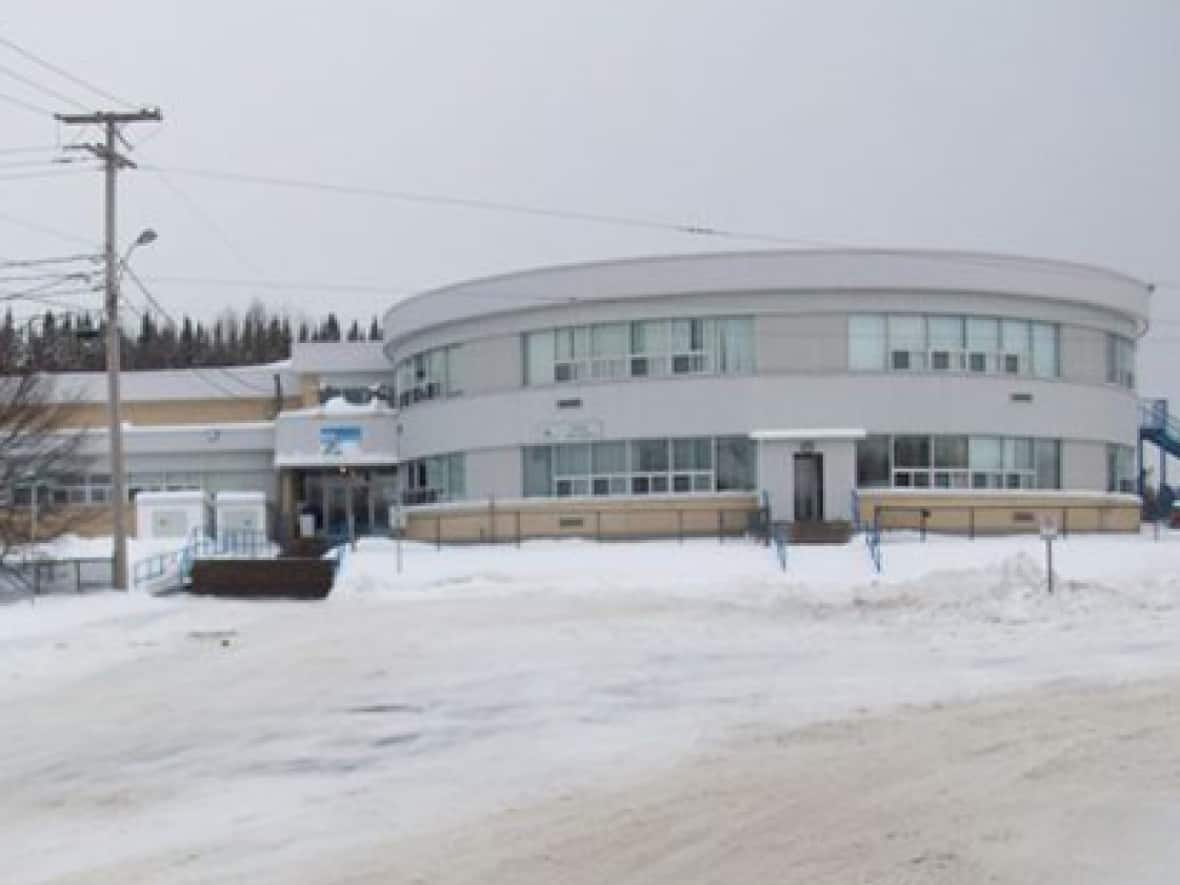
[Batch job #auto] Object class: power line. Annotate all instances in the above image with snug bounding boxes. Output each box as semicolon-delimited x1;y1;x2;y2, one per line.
0;253;99;268
149;169;269;276
0;166;96;182
0;208;97;247
121;263;277;397
0;87;51;117
0;33;137;109
140;163;835;249
0;143;59;155
0;59;89;112
144;273;412;296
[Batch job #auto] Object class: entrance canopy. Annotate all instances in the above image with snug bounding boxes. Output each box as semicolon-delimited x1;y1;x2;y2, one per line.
274;401;400;469
749;428;867;442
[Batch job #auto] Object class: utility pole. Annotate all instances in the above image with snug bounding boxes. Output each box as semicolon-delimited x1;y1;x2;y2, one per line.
55;108;162;590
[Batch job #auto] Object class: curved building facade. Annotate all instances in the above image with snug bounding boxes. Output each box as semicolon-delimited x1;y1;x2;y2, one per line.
383;250;1149;537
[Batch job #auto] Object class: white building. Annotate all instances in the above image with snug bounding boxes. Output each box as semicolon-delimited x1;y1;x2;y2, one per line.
25;249;1153;540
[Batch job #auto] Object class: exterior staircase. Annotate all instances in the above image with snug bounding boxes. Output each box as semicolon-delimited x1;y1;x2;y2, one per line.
1140;398;1180;461
788;520;853;545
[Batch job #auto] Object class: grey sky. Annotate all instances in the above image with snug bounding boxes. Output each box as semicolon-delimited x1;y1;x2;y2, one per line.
1;1;1178;390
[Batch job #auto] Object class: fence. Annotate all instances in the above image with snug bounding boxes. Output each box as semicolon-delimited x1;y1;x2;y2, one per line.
1;556;114;601
404;499;771;547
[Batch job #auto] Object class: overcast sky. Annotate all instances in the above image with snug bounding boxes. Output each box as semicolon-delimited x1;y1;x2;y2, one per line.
1;1;1178;388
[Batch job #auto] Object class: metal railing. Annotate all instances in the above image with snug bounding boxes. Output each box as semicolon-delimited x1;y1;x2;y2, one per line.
132;530;274;591
3;556;115;601
864;520;882;573
772;523;788;571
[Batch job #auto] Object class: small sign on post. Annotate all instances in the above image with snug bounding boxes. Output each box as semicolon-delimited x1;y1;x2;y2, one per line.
1039;517;1058;594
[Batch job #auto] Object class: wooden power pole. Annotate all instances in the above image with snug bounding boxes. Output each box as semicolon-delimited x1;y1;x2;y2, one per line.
55;108;162;590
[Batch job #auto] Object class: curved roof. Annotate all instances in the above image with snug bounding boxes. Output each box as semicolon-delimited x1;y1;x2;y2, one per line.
383;248;1152;352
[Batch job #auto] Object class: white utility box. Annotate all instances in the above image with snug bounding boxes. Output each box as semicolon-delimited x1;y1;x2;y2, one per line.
135;490;212;541
214;491;269;542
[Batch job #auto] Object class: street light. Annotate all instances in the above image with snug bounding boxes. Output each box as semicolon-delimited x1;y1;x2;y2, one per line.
107;227;157;591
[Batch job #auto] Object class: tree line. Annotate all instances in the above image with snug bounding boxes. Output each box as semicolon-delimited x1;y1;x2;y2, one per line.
0;302;383;373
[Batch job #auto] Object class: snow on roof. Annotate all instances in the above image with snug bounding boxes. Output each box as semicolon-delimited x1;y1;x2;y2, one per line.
134;490;210;503
277;397;395;419
215;491;266;503
41;366;298;404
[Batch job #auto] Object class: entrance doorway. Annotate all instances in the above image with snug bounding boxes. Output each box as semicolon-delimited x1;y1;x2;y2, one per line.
298;469;396;538
793;452;824;522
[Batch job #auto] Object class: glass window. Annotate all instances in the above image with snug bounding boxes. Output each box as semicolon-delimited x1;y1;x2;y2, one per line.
1004;438;1034;471
554;443;591;476
887;315;926;371
631;439;669;472
1107;444;1136;493
673;438;712;471
966;317;999;372
1107;334;1135;388
893;435;931;468
849;315;886;371
856;435;891;487
525;331;555;386
933;436;968;468
717;318;754;373
716;437;756;491
592;441;627;474
448;454;466;499
1001;320;1030;374
1031;323;1058;378
969;436;1003;470
928;316;963;371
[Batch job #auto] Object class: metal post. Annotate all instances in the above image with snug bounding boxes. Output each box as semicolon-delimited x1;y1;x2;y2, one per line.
969;507;975;540
394;501;403;575
345;472;356;551
677;510;683;544
435;516;441;550
1046;536;1054;594
29;479;38;547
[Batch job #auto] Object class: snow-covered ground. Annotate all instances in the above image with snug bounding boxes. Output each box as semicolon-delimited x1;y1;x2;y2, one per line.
3;531;1180;883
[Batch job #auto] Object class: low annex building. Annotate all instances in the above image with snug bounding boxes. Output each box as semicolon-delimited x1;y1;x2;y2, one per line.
20;249;1151;541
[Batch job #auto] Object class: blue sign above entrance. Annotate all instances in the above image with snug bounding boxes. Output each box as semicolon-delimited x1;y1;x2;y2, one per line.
319;425;363;456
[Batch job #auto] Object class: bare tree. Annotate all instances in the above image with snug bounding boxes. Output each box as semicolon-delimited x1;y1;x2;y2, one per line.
0;371;92;590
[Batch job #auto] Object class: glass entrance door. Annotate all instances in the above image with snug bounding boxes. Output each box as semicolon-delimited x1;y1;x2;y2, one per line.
793;453;824;522
326;483;348;537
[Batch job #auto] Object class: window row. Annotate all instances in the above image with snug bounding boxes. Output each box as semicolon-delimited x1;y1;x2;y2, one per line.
849;314;1059;378
1106;335;1135;389
5;472;112;507
394;345;459;408
856;434;1061;490
524;317;755;386
523;436;757;498
1106;444;1136;493
403;452;466;505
